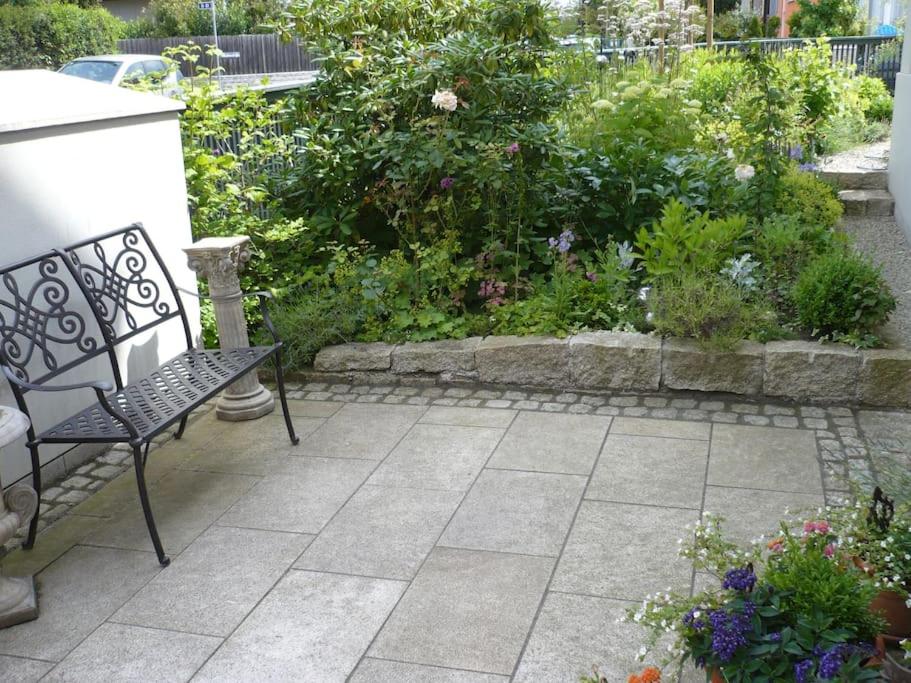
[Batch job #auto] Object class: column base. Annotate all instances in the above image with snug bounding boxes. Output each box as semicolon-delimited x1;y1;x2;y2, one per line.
216;384;275;422
0;576;38;629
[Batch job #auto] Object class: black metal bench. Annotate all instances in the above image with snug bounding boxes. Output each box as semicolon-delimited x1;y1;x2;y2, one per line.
0;224;298;566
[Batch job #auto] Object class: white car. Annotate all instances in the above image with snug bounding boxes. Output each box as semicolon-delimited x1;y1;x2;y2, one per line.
58;54;183;90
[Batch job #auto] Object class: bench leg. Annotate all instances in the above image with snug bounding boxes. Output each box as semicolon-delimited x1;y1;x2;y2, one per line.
274;347;299;445
132;444;170;567
23;444;42;550
174;416;188;440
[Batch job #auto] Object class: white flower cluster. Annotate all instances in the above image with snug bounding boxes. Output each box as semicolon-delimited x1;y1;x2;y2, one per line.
599;0;704;54
431;89;459;112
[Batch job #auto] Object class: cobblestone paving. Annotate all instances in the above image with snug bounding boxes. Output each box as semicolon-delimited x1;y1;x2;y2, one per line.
0;382;906;682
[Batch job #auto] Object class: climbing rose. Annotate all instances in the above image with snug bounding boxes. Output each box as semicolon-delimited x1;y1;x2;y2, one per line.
431;89;458;112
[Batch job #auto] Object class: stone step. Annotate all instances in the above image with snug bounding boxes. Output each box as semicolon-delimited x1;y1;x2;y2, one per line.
821;169;889;191
838;189;895;217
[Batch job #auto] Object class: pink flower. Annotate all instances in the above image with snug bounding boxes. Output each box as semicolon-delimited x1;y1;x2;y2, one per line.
769;541;783;553
506;142;520;156
440;176;455;190
824;543;836;558
803;520;831;535
815;520;830;535
803;521;816;535
586;272;598;283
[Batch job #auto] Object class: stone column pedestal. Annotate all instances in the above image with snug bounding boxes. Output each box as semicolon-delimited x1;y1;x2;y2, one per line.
0;407;39;629
184;236;275;422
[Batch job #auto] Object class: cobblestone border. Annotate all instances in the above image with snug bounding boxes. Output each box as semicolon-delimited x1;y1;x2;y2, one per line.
5;378;898;558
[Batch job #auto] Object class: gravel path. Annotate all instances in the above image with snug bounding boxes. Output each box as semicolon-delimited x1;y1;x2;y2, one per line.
819;139;890;172
841;216;911;348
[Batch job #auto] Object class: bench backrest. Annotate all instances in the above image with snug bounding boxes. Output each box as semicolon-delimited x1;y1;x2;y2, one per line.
0;223;193;396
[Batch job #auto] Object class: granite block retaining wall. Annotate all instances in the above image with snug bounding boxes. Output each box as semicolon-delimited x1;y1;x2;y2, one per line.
312;333;911;407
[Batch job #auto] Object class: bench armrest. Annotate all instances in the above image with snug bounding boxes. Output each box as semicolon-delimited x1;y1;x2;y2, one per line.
2;366;113;394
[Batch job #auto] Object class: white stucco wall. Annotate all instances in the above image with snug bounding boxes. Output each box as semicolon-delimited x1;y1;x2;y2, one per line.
889;24;911;245
0;70;200;486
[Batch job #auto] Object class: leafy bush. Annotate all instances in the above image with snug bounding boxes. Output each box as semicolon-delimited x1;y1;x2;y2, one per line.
648;272;778;351
788;0;863;37
854;74;893;122
123;0;281;38
634;199;747;282
792;250;895;343
772;166;843;229
0;1;123;69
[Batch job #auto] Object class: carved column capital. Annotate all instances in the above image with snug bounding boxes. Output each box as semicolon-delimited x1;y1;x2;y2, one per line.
183;236;252;297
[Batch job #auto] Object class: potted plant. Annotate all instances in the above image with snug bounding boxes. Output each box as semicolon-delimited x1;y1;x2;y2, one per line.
830;487;911;637
624;514;882;681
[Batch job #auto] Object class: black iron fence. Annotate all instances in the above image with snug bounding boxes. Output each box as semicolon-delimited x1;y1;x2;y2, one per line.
597;35;903;92
117;34;315;75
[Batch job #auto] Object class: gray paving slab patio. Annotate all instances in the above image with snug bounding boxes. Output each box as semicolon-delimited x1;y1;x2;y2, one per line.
0;384;896;682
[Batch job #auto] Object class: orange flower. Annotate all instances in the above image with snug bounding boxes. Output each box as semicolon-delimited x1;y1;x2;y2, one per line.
629;667;661;683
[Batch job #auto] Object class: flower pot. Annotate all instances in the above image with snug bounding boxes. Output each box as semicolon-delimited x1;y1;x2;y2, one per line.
711;669;724;683
878;635;911;682
852;556;911;637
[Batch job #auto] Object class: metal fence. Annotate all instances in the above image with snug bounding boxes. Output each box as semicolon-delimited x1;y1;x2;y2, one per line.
117;34;315;75
598;35;903;92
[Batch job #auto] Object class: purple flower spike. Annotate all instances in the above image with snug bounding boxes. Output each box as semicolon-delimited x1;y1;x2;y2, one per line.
440;176;455;190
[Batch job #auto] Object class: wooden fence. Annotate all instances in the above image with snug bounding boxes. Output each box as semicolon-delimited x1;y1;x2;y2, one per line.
117;34;315;75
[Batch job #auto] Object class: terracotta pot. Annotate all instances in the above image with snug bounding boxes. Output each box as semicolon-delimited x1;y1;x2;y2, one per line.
852;556;911;637
710;669;724;683
878;635;911;682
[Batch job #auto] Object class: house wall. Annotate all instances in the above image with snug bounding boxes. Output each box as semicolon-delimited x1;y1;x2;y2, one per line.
890;18;911;245
0;110;200;486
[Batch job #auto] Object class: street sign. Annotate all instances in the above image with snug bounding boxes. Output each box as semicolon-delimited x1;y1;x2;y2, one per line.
221;51;240;58
197;2;212;9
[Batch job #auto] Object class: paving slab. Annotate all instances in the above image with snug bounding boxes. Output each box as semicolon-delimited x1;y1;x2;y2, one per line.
179;415;325;475
193;570;406;681
366;424;503;491
112;525;313;636
703;486;825;544
587;435;708;510
349;659;509;682
486;412;610;475
85;470;259;554
42;623;221;683
610;417;711;440
708;424;822;493
514;592;658;682
217;456;375;534
0;655;54;682
369;547;554;675
298;403;425;460
296;485;464;579
419;406;516;429
287;399;343;417
0;514;102;577
439;469;586;557
0;546;160;662
552;500;696;600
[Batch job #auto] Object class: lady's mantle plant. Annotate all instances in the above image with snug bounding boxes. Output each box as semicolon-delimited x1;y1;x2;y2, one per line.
626;514;882;681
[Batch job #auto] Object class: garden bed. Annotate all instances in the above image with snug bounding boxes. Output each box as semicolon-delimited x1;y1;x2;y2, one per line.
312;334;911;407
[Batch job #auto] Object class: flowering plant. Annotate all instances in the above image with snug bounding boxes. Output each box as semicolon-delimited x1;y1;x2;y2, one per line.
627;514;882;681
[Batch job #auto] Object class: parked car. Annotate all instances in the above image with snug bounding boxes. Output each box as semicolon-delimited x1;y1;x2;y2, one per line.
58;54;183;92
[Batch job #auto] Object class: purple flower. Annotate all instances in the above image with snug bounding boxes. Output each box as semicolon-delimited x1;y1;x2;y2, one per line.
548;229;576;254
586;272;598;283
722;567;756;593
440;176;455;190
708;609;750;662
819;645;848;679
795;659;814;683
506;142;520;156
798;162;818;172
768;631;781;642
789;144;804;160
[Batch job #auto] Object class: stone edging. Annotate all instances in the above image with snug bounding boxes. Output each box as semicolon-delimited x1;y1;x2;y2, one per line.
312;333;911;408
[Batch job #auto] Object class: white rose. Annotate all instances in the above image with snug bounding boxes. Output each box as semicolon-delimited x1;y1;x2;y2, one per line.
734;164;755;182
431;89;459;112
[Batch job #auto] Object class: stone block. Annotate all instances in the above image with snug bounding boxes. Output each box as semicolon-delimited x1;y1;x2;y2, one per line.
662;339;764;395
391;337;481;375
568;332;661;391
763;341;860;403
476;335;569;386
858;349;911;407
314;343;394;372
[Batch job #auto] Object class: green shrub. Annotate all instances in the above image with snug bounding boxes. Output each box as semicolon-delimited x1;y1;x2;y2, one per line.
648;272;779;351
854;74;893;122
634;199;747;282
792;250;895;343
123;0;282;38
788;0;863;37
773;166;843;229
0;1;123;69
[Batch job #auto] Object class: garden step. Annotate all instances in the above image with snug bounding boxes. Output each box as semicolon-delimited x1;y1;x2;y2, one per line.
838;189;894;217
820;169;889;191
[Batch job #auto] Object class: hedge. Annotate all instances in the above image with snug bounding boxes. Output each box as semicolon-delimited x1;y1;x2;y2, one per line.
0;2;123;70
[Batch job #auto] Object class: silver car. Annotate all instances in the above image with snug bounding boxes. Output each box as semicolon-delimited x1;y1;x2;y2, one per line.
58;54;183;91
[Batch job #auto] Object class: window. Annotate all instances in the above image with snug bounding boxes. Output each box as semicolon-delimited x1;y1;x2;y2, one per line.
58;61;121;84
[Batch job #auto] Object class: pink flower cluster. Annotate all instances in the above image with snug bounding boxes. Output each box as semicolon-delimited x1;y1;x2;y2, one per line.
479;280;507;306
803;520;830;535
